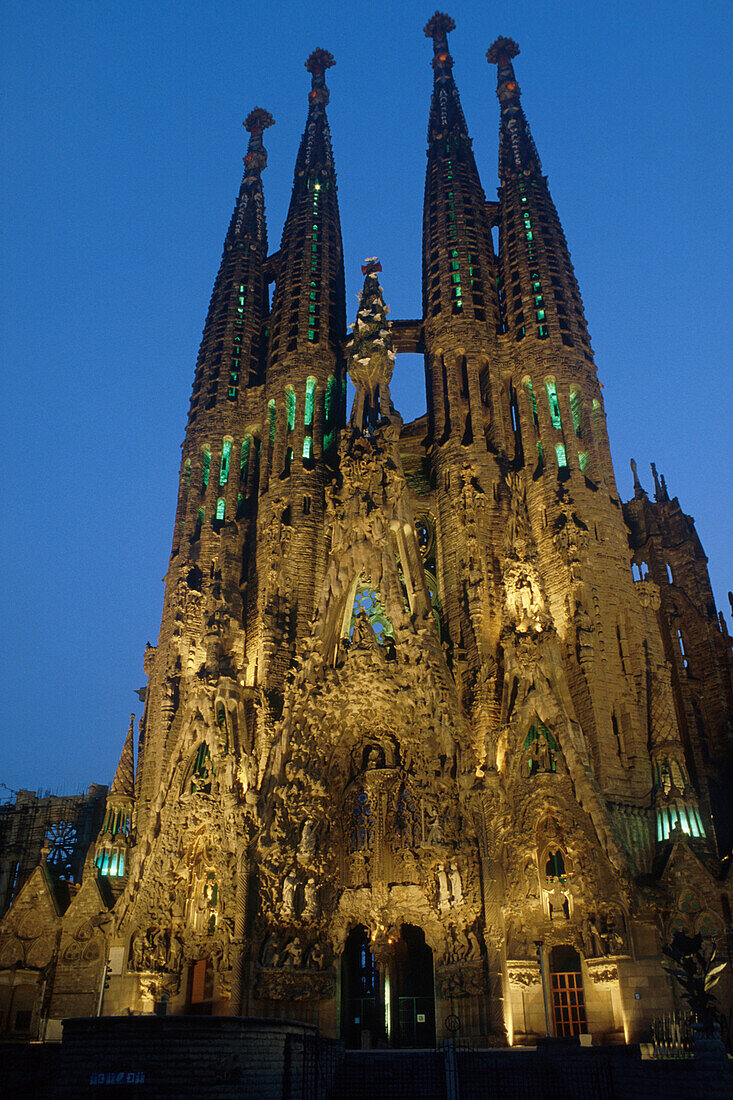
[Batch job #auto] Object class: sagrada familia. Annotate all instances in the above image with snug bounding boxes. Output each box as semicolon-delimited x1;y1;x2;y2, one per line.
2;15;732;1048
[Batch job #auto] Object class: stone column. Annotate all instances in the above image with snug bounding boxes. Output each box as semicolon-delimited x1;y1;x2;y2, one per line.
229;848;253;1016
475;780;507;1041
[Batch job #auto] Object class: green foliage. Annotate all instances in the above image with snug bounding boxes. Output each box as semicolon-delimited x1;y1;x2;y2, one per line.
662;929;727;1032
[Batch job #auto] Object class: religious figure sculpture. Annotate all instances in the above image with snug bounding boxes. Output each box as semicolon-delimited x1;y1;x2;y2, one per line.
282;871;297;917
303;877;319;919
437;864;451;912
449;862;463;907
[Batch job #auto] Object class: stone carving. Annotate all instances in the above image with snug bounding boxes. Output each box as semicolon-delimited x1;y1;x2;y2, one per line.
282;871;297;918
449;863;463;907
303;877;319;920
585;959;620;985
437;864;451;912
507;959;541;987
503;563;548;634
298;820;316;857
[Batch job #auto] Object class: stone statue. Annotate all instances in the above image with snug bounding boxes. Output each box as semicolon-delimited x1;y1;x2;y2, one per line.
168;933;182;972
261;933;279;968
426;812;442;846
449;862;463;907
131;933;144;972
437;864;451;912
282;937;302;968
282;871;297;917
303;877;319;919
307;941;326;970
153;928;168;968
298;819;316;857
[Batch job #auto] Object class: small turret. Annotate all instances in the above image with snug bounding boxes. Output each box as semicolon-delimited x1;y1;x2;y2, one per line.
94;716;136;886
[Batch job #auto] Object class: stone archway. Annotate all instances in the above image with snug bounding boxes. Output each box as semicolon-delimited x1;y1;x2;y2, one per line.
342;925;381;1050
341;923;436;1049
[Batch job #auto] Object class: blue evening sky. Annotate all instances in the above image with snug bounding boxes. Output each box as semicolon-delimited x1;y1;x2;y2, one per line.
1;1;731;795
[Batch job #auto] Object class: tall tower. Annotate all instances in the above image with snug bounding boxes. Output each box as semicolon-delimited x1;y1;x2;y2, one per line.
2;17;730;1051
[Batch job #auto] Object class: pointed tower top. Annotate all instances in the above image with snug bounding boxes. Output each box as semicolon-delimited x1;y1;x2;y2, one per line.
291;48;337;178
487;35;543;178
242;107;274;176
424;11;456;49
424;11;469;140
109;715;135;800
486;36;519;65
305;48;335;105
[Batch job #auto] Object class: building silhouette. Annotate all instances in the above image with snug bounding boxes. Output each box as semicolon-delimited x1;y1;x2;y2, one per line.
1;15;732;1047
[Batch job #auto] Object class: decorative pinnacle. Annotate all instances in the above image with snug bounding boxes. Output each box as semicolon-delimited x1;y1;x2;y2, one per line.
424;12;455;41
244;108;275;136
305;48;335;77
361;257;382;276
486;36;520;65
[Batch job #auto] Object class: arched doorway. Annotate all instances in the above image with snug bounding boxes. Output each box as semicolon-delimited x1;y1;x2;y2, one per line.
341;924;436;1049
342;925;381;1049
549;945;587;1037
394;924;435;1048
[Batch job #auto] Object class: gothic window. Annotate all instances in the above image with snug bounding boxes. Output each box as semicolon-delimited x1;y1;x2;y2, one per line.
240;437;251;486
350;791;375;852
219;438;232;486
285;386;296;433
569;388;583;439
545;850;566;882
324;374;337;453
44;821;77;879
95;845;125;877
267;400;276;445
350;584;395;644
215;497;226;522
201;446;211;490
186;743;214;794
545;380;562;430
522;721;558;775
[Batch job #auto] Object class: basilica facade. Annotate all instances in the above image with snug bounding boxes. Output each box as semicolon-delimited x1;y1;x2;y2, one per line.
2;15;732;1047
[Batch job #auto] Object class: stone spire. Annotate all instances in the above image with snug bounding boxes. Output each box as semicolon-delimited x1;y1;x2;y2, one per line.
228;108;274;249
630;458;647;500
109;714;135;800
420;12;502;456
185;105;273;425
424;12;469;141
267;48;345;364
486;37;543;181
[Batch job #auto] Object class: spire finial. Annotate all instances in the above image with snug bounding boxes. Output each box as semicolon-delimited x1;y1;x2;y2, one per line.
630;458;646;499
487;37;520;66
306;48;335;99
244;107;274;137
242;108;274;178
424;12;455;45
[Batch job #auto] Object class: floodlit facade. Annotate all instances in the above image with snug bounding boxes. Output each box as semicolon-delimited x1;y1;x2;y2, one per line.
2;15;732;1047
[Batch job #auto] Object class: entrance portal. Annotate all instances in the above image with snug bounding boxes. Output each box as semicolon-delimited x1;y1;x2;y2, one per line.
549;945;587;1037
341;924;436;1049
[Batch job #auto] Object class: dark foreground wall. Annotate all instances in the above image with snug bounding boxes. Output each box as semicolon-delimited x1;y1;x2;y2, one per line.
4;1015;342;1099
3;1022;731;1099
